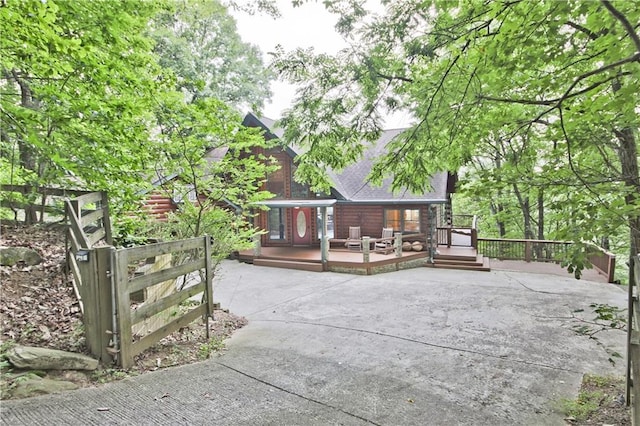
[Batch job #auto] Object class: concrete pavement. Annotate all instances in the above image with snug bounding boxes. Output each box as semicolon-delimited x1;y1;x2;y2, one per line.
1;261;627;425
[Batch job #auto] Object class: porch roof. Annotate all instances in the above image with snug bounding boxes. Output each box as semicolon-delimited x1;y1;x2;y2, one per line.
254;199;337;209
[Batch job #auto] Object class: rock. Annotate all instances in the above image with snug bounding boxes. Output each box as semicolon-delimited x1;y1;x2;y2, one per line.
6;346;99;371
411;241;423;251
402;241;412;251
11;376;78;399
0;246;42;266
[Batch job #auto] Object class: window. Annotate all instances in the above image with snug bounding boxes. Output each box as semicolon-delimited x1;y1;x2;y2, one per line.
268;208;287;240
384;208;420;233
266;166;285;198
317;207;334;239
290;164;309;198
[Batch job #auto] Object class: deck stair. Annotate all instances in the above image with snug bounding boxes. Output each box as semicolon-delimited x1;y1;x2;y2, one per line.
239;249;324;273
253;258;324;272
428;249;491;272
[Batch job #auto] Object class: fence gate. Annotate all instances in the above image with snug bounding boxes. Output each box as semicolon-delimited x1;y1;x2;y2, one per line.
65;195;215;369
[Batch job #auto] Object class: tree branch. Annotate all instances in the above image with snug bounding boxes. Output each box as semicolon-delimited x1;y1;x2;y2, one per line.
479;69;634;107
601;0;640;52
376;72;413;83
565;21;600;40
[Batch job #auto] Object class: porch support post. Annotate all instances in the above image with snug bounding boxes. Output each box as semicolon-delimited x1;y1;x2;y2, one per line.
320;206;328;267
253;233;261;257
363;236;370;263
395;232;402;258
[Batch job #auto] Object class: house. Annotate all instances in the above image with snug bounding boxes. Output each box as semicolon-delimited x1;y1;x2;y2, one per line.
241;112;457;250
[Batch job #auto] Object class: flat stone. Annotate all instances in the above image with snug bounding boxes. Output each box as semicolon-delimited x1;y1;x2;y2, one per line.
6;346;99;370
11;376;78;399
0;246;42;266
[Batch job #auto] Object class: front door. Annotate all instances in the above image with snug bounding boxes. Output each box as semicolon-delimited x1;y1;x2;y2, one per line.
292;208;312;245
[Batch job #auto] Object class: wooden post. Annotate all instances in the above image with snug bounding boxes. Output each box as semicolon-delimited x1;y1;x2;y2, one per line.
320;206;328;268
525;240;532;262
362;237;370;263
395;233;402;258
95;246;116;363
77;248;99;358
114;249;133;369
627;255;636;412
100;191;113;245
204;235;214;337
70;198;81;222
253;233;261;257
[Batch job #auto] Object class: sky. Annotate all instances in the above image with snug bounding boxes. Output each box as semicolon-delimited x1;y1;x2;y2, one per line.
231;1;414;128
231;2;346;121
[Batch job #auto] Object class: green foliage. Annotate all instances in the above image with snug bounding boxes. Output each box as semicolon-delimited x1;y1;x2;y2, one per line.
571;303;626;365
149;0;273;109
90;368;131;384
560;389;604;421
1;0;168;197
1;0;276;267
197;337;225;360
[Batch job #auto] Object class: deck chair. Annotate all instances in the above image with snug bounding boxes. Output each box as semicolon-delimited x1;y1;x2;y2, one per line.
375;227;395;254
345;226;362;250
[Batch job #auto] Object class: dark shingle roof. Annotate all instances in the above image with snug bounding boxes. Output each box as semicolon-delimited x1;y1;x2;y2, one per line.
245;112;449;204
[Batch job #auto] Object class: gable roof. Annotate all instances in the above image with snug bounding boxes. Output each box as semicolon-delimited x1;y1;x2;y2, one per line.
244;112;450;204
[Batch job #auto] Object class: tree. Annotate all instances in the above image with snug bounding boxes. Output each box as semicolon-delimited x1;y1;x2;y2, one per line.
1;0;168;218
273;0;639;281
138;95;278;272
1;0;277;264
149;0;273;110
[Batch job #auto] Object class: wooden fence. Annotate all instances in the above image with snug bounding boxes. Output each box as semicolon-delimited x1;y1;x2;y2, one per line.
64;193;214;368
0;184;91;223
114;236;213;369
627;254;640;424
65;193;113;362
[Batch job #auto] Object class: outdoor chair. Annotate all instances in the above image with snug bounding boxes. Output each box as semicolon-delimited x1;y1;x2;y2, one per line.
345;226;362;250
375;227;395;254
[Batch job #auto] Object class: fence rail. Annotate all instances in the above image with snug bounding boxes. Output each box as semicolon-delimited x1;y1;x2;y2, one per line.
1;184;92;224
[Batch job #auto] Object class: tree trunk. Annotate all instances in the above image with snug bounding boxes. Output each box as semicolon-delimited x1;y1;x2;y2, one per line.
512;183;534;240
614;127;640;285
11;70;39;224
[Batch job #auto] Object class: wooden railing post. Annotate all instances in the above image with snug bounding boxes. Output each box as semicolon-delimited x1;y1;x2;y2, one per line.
100;191;113;245
76;247;99;357
114;249;133;369
253;233;261;257
95;246;116;363
362;237;370;263
204;235;214;338
395;233;402;258
628;254;640;423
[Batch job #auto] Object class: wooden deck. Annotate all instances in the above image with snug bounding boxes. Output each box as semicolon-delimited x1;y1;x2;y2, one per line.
236;245;611;282
237;245;487;275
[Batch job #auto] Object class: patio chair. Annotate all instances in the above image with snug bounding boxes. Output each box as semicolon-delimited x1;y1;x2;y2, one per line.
375;227;395;254
345;226;362;250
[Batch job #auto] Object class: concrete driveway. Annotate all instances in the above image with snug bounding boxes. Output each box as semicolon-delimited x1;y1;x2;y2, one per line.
1;261;627;425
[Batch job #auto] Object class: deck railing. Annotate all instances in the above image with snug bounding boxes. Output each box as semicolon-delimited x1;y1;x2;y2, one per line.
437;215;478;248
477;238;616;283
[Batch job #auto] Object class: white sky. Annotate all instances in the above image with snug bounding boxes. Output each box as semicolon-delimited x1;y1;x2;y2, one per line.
231;1;413;128
231;2;345;120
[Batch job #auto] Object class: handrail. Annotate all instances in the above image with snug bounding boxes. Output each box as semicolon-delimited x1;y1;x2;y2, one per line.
477;237;616;283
